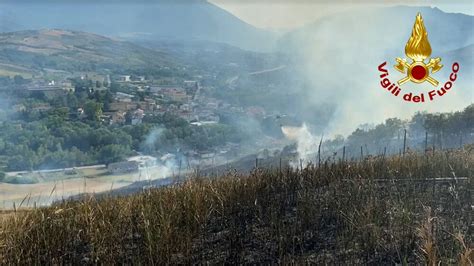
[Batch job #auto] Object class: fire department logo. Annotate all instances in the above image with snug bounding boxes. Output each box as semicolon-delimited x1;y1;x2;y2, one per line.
377;12;460;103
395;13;442;86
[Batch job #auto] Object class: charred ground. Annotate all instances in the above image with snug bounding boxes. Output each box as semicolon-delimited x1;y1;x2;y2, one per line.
1;148;472;264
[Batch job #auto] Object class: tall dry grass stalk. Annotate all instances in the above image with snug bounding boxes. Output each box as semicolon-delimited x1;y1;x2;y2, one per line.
417;206;438;266
0;149;472;264
455;232;473;266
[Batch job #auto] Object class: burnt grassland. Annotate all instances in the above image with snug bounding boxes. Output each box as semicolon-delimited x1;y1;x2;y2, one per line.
1;148;472;264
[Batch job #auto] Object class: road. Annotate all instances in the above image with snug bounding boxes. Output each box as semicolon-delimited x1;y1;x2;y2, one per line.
5;164;106;177
248;65;286;75
0;165;172;210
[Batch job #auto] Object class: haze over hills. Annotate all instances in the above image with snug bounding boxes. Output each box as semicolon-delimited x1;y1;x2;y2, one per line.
0;5;472;135
442;44;474;75
0;0;277;52
278;6;473;55
0;4;473;264
131;5;473;135
273;6;474;134
0;29;175;76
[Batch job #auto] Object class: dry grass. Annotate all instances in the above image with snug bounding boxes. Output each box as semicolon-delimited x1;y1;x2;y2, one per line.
417;206;437;265
0;149;472;264
455;232;473;266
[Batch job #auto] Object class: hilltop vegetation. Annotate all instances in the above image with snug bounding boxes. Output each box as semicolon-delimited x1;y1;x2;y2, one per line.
0;149;472;264
0;29;178;76
344;104;474;155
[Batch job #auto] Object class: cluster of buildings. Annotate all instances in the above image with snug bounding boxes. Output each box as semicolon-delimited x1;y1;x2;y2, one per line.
106;77;230;126
12;74;272;164
23;79;75;98
4;72;282;174
107;155;157;174
12;73;269;128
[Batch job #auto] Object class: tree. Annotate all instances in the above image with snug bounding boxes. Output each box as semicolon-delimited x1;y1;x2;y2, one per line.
84;101;103;121
98;144;130;164
409;112;427;136
66;93;79;109
48;107;69;121
13;75;26;85
103;90;113;111
110;82;120;92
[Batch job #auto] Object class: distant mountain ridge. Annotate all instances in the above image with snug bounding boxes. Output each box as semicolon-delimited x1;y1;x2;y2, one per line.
276;6;473;93
0;29;175;75
0;1;277;51
270;6;473;135
278;6;474;58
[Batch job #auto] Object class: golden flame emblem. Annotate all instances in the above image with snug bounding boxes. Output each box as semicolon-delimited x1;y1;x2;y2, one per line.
395;13;442;86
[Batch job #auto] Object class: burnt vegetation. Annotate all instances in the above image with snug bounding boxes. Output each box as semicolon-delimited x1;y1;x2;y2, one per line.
1;148;472;264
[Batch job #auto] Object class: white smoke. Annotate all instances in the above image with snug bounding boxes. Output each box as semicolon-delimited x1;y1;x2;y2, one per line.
285;7;474;136
137;161;173;181
281;123;321;166
143;127;164;149
137;127;178;181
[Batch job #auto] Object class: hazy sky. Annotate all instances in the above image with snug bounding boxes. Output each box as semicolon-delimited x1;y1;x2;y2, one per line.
209;0;474;30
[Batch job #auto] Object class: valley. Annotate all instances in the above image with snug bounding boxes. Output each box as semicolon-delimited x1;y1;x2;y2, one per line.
0;2;472;264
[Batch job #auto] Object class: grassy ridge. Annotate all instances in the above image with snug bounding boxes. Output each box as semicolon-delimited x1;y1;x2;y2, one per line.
1;149;473;264
0;29;174;74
